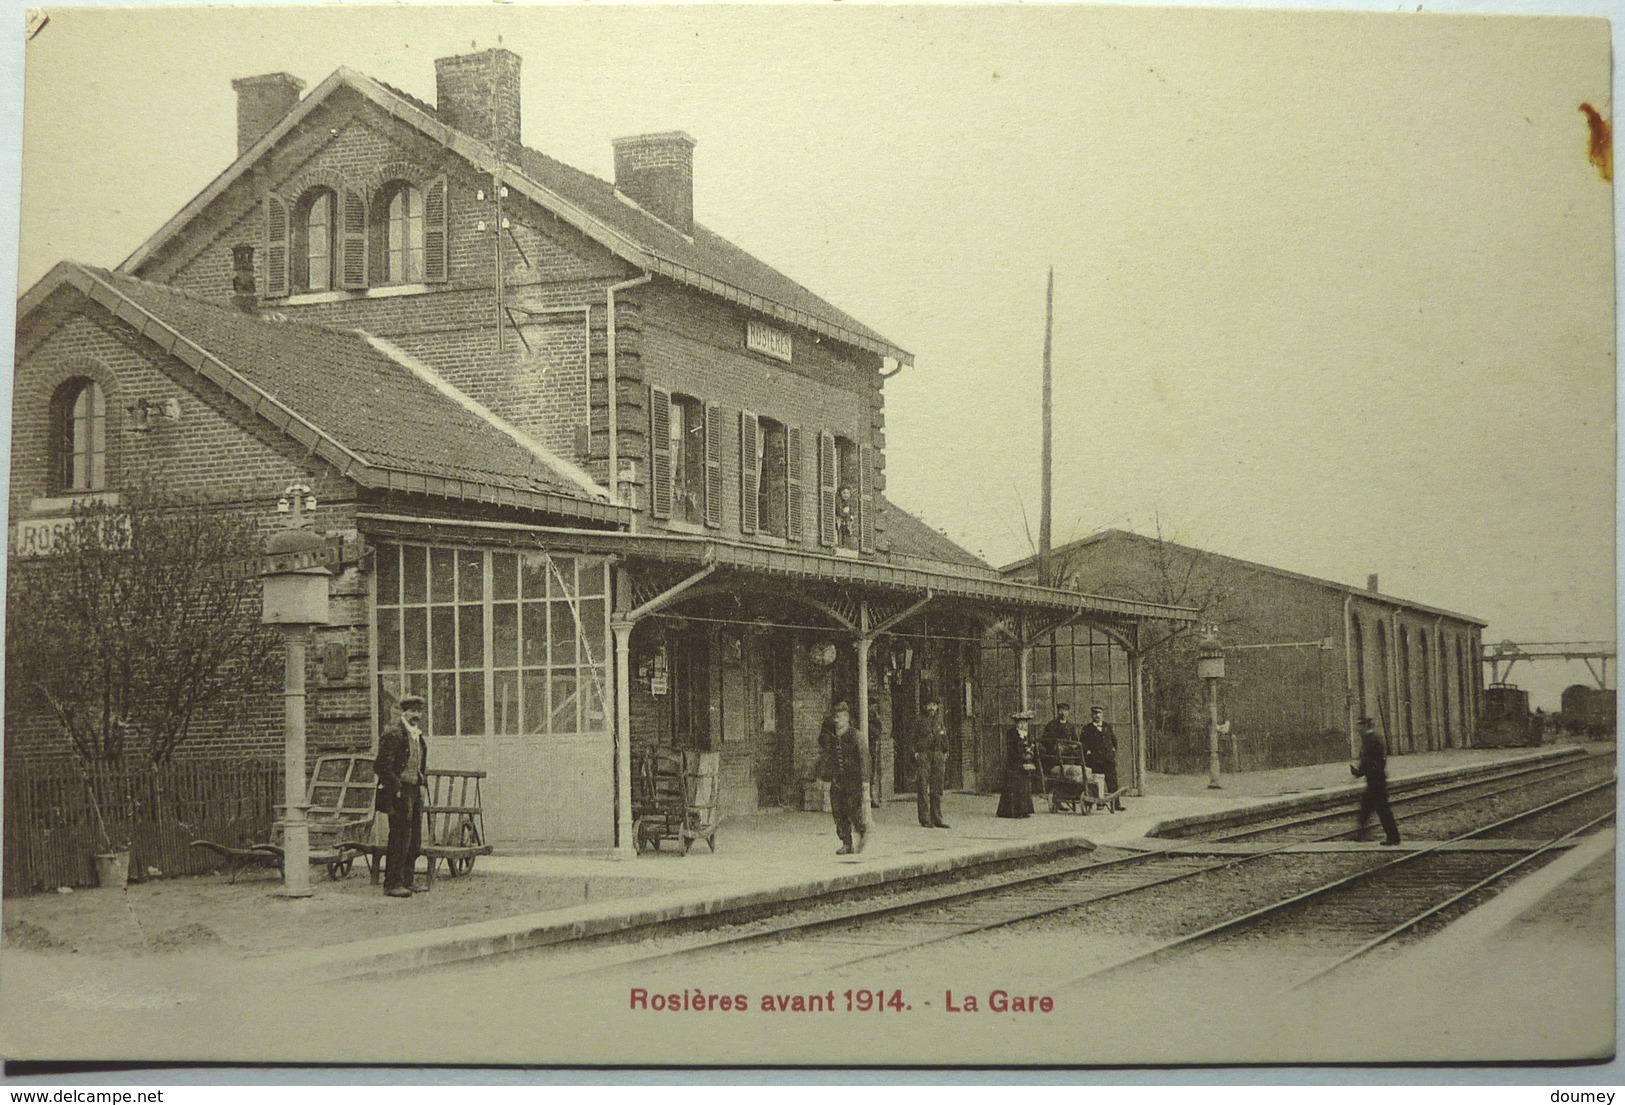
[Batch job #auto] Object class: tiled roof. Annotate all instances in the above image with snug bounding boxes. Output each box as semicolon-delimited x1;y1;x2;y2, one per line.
876;496;995;573
506;143;903;358
117;67;912;364
28;264;626;523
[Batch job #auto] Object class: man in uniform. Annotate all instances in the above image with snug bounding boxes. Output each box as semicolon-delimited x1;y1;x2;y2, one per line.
1351;716;1401;845
1040;702;1077;761
1080;705;1123;809
820;701;868;854
914;698;951;829
375;694;429;897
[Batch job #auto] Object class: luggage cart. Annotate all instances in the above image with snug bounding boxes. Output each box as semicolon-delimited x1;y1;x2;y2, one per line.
1035;738;1111;814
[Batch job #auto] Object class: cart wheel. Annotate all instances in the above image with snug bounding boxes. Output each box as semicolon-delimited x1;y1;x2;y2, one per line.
451;855;475;876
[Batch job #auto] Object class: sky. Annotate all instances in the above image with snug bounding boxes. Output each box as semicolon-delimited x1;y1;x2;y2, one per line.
8;1;1617;708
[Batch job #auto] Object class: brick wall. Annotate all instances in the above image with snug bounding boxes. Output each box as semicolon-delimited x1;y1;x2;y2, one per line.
9;298;373;767
608;282;886;541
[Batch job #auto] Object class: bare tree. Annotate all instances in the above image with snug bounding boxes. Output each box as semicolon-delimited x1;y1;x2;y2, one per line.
6;484;278;764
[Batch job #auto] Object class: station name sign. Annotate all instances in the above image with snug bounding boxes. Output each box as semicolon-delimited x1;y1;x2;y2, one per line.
746;320;792;363
11;515;130;558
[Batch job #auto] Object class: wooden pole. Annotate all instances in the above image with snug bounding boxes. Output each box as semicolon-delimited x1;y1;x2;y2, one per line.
1039;267;1054;579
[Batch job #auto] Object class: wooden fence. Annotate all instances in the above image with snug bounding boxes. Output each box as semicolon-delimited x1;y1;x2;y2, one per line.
3;758;281;896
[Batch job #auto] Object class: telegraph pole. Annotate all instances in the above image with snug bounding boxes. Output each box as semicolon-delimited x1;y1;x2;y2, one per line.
1039;268;1054;580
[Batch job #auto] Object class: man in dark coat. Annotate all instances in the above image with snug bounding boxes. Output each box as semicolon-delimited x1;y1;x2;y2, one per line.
1080;705;1123;809
1351;716;1401;845
914;698;951;829
820;701;868;854
1040;703;1077;761
376;694;429;897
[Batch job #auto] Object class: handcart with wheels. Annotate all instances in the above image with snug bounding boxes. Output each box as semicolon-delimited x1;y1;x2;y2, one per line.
1034;738;1111;814
633;747;722;854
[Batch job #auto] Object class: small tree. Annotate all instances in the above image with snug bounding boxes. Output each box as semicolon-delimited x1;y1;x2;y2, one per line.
6;484;279;766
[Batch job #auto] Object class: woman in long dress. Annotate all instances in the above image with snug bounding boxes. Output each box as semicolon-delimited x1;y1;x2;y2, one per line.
996;710;1037;819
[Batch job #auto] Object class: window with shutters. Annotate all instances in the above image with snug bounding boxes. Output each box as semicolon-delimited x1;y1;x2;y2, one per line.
834;435;861;550
292;188;337;293
375;182;425;285
668;393;707;526
51;378;107;493
753;417;789;538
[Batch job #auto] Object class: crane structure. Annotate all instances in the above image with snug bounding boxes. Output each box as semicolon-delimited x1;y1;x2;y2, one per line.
1483;640;1616;689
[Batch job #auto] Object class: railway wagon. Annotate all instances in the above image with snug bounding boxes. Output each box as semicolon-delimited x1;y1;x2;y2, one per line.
1560;685;1617;738
1476;683;1543;748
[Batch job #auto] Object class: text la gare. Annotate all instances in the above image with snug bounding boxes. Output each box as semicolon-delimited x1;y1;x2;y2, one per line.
946;990;1054;1013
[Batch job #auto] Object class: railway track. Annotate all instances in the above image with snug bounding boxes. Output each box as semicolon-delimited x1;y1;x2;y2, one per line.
552;752;1608;984
1058;775;1615;995
1207;753;1605;843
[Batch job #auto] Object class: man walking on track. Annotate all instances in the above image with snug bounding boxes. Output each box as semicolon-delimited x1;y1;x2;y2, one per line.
915;698;951;829
1351;716;1401;845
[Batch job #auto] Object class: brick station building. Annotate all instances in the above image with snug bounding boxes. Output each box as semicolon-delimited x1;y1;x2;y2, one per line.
10;49;1194;850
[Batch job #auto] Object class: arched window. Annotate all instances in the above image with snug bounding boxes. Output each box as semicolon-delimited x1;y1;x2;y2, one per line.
377;182;425;284
1351;616;1367;722
53;378;107;492
293;188;337;293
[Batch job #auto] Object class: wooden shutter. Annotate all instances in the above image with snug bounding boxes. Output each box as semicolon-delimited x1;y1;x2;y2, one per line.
704;402;723;529
263;194;290;299
858;443;876;553
785;427;804;543
423;174;448;283
739;411;760;535
817;431;837;547
339;188;368;290
649;386;673;519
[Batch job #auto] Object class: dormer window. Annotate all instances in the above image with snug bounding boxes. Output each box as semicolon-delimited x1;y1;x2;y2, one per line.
294;188;337;293
52;378;107;493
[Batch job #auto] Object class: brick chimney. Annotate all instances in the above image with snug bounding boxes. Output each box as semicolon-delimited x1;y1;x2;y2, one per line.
613;132;696;235
435;48;522;149
230;72;305;157
1367;573;1380;593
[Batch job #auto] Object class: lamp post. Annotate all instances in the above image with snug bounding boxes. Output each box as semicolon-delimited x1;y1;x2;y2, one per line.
1197;624;1226;790
260;484;332;899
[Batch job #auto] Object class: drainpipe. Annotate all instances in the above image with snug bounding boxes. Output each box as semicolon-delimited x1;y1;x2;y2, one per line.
606;273;653;506
1435;615;1446;748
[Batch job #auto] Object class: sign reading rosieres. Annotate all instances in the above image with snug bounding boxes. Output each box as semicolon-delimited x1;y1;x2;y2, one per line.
11;515;131;558
746;319;792;363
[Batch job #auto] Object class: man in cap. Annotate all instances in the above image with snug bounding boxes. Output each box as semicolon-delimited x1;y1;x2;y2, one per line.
820;701;869;854
1351;716;1401;845
376;694;429;897
914;697;951;829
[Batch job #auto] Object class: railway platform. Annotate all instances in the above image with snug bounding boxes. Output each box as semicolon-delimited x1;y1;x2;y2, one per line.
242;742;1593;979
4;742;1602;985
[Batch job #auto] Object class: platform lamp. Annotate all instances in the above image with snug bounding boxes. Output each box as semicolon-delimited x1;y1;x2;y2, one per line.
260;483;332;898
1197;624;1226;790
